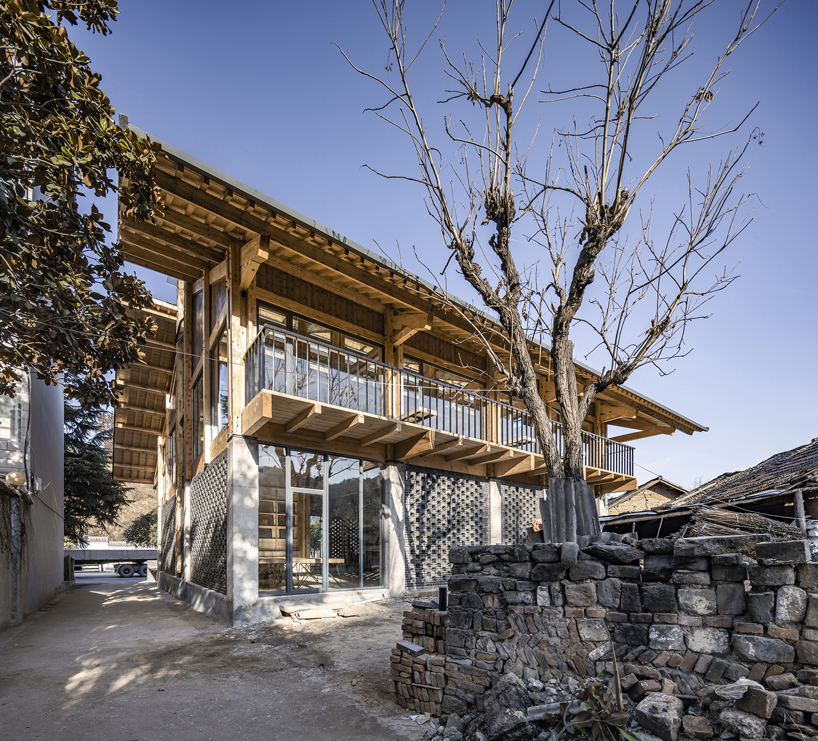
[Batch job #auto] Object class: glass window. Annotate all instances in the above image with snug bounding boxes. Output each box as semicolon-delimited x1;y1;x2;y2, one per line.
362;461;382;588
258;446;287;593
192;376;203;461
258;447;383;593
167;428;175;487
192;289;204;362
328;457;361;590
210;329;229;433
344;337;381;361
210;280;226;330
289;450;323;490
293;317;332;344
0;391;20;441
258;305;287;332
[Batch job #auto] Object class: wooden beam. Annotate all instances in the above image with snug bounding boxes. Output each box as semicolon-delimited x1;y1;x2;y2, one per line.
495;453;535;478
324;413;364;442
120;240;200;283
114;421;164;435
419;436;463;458
470;448;516;466
209;258;228;285
599;404;638;424
117;406;166;421
361;423;401;446
264;248;384;314
242;391;273;437
395;431;434;460
445;444;488;463
115;443;158;456
156;207;232;250
240;234;271;290
115;379;171;395
611;426;675;443
284;403;322;433
391;312;432;347
142;336;177;351
121;218;222;264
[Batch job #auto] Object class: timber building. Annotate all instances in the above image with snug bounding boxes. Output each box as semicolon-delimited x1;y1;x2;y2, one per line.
113;124;706;624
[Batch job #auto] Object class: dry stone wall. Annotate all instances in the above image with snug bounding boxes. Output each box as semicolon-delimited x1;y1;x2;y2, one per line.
434;533;818;723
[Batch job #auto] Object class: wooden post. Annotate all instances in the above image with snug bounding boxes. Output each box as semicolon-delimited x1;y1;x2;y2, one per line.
794;489;807;534
228;239;246;436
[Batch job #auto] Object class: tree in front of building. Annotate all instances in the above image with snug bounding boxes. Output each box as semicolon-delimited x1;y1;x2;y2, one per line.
341;1;777;487
64;401;128;543
122;508;158;548
0;0;159;405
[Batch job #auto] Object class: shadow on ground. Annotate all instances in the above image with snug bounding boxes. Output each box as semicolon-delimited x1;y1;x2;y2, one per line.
0;577;425;741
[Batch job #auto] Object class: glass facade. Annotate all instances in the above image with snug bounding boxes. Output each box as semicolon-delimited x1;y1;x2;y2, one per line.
192;376;203;461
258;445;383;594
211;329;229;433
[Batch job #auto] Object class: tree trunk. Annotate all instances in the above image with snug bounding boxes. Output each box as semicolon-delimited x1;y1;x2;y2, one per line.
552;334;585;481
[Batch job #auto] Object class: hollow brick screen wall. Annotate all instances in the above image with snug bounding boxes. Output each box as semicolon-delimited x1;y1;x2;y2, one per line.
403;465;489;590
189;450;228;595
500;482;545;545
159;495;176;574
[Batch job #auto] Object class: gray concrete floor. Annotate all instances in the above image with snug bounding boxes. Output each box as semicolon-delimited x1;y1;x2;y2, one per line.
0;574;424;741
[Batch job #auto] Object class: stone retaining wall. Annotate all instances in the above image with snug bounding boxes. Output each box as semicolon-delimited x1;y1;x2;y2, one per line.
436;534;818;718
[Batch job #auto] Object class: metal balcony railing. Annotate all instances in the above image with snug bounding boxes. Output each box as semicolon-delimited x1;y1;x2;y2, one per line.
245;327;634;476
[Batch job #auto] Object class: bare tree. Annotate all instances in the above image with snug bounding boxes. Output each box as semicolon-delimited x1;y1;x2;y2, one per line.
338;0;778;486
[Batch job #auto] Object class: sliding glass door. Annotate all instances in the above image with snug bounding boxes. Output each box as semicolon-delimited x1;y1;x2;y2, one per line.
258;446;383;594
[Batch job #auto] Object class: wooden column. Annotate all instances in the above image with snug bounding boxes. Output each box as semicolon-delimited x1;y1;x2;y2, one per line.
202;268;212;463
228;239;246;436
794;489;807;534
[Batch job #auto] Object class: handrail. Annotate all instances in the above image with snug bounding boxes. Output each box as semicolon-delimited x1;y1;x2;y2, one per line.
245;326;634;476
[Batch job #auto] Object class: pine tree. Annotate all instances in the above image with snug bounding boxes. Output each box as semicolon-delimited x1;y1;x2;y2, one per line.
64;401;128;542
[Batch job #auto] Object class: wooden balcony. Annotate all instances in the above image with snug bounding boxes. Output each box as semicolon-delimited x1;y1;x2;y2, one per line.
242;328;637;491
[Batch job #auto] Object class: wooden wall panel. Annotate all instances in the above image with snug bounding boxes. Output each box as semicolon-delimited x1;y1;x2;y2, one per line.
256;264;384;337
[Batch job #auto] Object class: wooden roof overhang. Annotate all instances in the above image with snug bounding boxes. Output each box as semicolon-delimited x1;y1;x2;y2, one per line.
117;123;707;441
112;299;178;484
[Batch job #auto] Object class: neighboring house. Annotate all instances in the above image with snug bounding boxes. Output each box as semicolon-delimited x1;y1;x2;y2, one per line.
602;438;818;539
606;476;688;516
0;373;65;630
112;123;706;625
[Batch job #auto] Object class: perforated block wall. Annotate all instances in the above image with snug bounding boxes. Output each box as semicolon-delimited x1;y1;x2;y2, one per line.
403;465;488;590
159;494;176;574
500;481;545;545
189;450;228;595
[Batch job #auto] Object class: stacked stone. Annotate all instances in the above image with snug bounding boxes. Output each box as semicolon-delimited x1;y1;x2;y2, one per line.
401;601;448;653
445;540;642;706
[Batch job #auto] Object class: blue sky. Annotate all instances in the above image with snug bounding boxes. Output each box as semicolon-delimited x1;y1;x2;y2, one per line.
73;1;818;489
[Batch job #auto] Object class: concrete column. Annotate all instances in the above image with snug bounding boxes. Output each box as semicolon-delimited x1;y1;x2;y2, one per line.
183;481;192;583
383;462;407;598
488;480;502;545
227;435;259;621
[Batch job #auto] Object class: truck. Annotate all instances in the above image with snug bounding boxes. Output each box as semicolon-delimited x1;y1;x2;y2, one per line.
65;537;157;577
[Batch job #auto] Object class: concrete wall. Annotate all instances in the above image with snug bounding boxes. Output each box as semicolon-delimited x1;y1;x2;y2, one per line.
0;374;65;630
24;377;65;615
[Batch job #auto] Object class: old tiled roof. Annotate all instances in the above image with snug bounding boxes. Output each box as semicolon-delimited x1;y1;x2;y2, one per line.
673;437;818;507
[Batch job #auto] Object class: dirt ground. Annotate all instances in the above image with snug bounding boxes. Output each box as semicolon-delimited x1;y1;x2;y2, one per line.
0;573;428;741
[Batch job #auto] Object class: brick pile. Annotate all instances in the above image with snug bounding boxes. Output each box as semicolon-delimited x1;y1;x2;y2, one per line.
391;601;449;715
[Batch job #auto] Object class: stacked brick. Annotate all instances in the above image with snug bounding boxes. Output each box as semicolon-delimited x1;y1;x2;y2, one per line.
401;602;448;653
391;601;449;715
433;534;818;722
